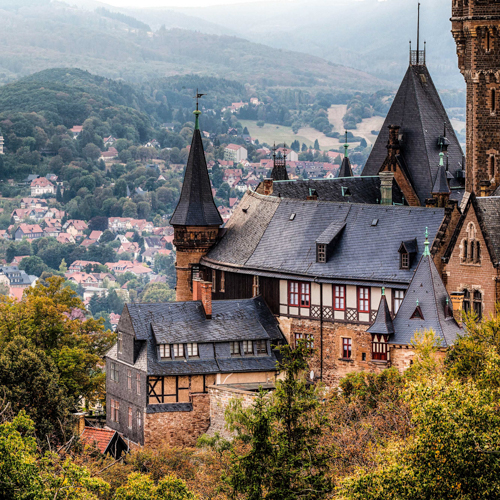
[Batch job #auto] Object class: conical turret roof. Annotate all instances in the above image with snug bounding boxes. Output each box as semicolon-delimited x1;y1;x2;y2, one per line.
368;291;394;336
337;156;353;178
362;63;463;204
170;121;222;227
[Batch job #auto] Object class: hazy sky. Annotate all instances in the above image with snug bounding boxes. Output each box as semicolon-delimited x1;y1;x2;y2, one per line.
103;0;273;7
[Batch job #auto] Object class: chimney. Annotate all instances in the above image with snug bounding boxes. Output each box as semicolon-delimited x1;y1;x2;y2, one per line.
306;188;318;201
71;413;86;436
379;171;394;205
192;278;202;301
201;281;213;319
256;179;273;196
450;292;465;327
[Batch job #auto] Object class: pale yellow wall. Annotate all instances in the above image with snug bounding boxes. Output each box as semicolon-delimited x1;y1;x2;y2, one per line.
323;284;332;306
280;280;287;304
346;285;357;308
311;282;321;305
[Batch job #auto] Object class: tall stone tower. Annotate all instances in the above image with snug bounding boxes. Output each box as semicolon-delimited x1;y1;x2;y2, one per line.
452;0;500;195
170;105;222;301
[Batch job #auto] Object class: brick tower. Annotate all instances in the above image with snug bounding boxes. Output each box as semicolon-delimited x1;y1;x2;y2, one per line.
452;0;500;195
170;102;222;301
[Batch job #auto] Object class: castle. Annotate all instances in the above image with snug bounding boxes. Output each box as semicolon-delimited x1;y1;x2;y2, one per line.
105;0;500;448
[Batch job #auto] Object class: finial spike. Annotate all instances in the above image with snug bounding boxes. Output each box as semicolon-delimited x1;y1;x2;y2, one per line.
344;131;349;159
417;2;420;63
416;298;419;307
382;286;385;296
423;226;431;257
193;90;206;130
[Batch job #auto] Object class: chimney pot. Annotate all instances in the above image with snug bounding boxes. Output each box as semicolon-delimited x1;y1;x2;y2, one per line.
450;292;465;327
200;281;212;319
192;278;202;301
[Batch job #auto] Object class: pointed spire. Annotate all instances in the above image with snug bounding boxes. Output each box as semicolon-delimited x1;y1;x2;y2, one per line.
423;227;431;257
337;132;353;178
367;291;394;336
432;150;451;195
271;142;288;181
170;107;222;227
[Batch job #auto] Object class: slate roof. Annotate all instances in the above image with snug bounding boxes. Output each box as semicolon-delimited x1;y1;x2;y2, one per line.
432;164;451;194
362;64;464;205
204;191;445;286
112;296;284;376
390;254;461;346
367;293;394;336
270;177;405;205
474;196;500;265
170;127;222;227
337;157;353;178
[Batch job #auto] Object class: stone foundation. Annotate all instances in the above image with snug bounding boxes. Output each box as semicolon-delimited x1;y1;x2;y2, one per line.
144;393;210;448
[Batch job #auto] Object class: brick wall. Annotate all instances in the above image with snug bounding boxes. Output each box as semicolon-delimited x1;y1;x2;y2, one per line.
443;206;499;318
207;385;258;439
143;393;210;448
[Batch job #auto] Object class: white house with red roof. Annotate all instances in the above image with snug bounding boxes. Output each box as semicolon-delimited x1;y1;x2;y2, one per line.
30;177;55;197
63;220;88;238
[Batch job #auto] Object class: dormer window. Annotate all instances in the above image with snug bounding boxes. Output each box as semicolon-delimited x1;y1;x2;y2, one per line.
186;343;198;358
399;238;418;270
401;251;410;269
255;340;267;355
230;341;240;356
317;243;326;263
173;344;184;358
158;344;170;360
242;340;253;355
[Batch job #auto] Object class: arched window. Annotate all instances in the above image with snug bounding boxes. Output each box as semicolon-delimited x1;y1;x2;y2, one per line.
487;30;491;52
463;289;483;320
492;89;497;113
462;223;481;265
490;156;496;178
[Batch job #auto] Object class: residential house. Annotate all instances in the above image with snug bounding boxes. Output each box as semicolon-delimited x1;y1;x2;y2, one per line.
89;231;103;242
70;126;83;138
69;260;101;272
31;177;55;197
15;224;43;241
83;287;109;302
103;136;117;147
57;233;75;244
64;220;88;238
100;147;118;161
20;198;47;209
276;147;298;162
80;427;128;459
66;272;99;289
144;237;162;250
0;266;37;289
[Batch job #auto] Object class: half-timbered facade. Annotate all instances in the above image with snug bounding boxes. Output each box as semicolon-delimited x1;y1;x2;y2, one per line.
200;190;456;384
105;289;285;446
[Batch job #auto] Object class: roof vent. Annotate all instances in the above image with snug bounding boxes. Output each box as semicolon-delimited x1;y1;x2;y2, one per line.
289;213;296;221
371;219;379;227
341;187;352;197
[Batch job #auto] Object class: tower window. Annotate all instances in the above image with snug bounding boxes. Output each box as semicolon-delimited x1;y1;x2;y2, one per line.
492;89;497;113
490;156;495;178
400;252;410;269
487;30;491;52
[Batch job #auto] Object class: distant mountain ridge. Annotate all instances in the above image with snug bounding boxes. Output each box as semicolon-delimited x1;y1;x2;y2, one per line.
0;1;391;92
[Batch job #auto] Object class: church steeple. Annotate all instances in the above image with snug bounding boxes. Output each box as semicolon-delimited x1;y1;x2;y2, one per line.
171;98;222;301
337;132;353;178
271;143;289;181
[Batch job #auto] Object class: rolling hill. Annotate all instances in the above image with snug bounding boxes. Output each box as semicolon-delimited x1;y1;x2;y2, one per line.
0;0;392;92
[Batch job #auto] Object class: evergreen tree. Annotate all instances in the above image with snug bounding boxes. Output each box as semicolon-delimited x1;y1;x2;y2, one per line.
314;139;320;150
56;184;62;202
225;341;331;500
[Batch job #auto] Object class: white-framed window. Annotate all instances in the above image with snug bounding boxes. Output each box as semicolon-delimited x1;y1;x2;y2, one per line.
394;290;405;314
230;341;240;355
110;362;119;382
117;332;123;353
127;369;132;390
136;373;141;395
220;271;226;293
158;344;170;360
173;344;184;358
187;343;199;357
334;285;345;311
136;409;142;428
128;407;132;429
253;275;260;297
317;243;326;263
342;338;352;359
295;333;314;349
110;399;119;423
242;340;253;355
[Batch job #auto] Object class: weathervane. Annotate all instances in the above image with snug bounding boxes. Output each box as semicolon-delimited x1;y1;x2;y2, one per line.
194;88;206;111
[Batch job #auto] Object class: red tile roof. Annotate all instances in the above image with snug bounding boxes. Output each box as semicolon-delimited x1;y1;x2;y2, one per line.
80;427;116;454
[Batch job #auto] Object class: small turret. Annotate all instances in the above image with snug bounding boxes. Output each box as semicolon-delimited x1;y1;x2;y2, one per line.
171;93;222;301
271;143;289;181
337;132;353;178
430;151;451;207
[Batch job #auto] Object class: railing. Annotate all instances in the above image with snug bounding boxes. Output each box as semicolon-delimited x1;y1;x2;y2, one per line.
410;49;426;66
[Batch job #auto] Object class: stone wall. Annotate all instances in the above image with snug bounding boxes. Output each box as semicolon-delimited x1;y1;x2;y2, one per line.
143;393;210;448
278;317;392;386
207;385;258;439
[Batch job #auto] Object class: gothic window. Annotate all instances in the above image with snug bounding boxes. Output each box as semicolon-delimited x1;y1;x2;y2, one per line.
117;332;123;354
490;156;495;178
461;223;481;264
136;373;141;395
463;289;482;320
127;369;132;390
128;407;132;429
492;88;497;113
110;362;119;382
136;409;142;428
220;271;225;293
212;270;217;292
